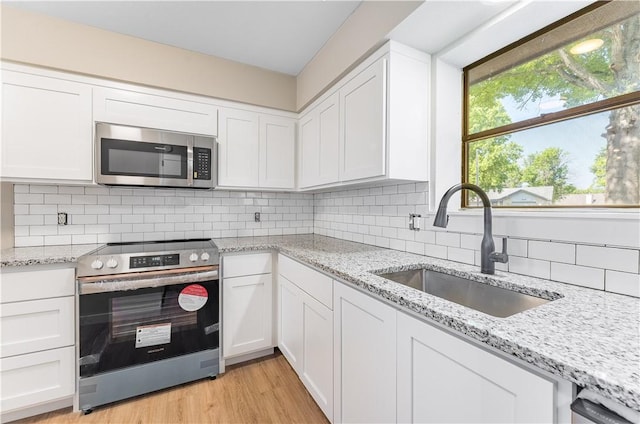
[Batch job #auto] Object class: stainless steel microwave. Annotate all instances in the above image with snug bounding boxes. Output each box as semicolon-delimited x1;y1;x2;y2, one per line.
95;122;216;189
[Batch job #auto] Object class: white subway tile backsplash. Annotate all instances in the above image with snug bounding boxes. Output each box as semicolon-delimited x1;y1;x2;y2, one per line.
507;238;528;257
29;225;58;236
435;231;460;248
15;193;44;204
550;262;604;290
44;235;72;245
605;271;640;297
529;241;575;264
58;186;85;194
576;245;639;274
447;247;475;265
11;182;639;298
72;234;98;244
508;256;551;279
12;185;314;247
15;215;44;226
424;243;447;259
15;236;44;246
29;185;58;194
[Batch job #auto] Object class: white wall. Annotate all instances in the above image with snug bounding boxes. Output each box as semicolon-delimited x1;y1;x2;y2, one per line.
1;5;297;111
13;184;313;246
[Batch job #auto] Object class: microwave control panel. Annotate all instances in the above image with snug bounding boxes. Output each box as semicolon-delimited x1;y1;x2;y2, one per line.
193;147;211;180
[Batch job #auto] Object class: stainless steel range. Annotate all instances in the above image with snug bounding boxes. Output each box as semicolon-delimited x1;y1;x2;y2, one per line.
76;239;220;414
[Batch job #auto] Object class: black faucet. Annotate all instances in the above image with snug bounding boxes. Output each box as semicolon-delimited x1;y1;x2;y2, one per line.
433;183;508;275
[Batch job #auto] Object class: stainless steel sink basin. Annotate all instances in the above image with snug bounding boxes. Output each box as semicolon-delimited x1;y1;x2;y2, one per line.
377;269;551;318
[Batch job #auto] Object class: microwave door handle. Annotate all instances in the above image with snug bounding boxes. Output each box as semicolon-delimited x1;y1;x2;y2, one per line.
187;139;194;187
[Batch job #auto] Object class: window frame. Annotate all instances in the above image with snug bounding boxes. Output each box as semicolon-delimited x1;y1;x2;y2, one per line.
461;1;640;209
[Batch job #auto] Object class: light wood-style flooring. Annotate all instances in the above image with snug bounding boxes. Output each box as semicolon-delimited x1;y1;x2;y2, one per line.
16;351;329;424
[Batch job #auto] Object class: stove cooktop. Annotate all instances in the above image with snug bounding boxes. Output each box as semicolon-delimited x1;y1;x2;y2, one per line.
77;238;219;278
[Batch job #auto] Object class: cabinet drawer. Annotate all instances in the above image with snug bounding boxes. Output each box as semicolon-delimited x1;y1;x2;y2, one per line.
1;268;75;303
278;255;332;309
223;252;272;278
0;346;75;412
1;296;75;358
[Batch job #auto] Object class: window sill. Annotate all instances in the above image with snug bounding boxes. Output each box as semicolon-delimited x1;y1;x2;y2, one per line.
446;208;640;221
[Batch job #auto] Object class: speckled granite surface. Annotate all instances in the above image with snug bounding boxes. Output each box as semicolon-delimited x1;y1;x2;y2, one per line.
215;234;640;412
2;234;638;411
0;244;99;267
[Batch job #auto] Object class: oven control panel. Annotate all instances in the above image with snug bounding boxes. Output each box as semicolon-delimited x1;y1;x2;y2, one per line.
130;254;180;269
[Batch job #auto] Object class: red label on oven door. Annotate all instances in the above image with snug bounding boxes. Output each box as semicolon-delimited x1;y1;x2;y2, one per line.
178;284;208;311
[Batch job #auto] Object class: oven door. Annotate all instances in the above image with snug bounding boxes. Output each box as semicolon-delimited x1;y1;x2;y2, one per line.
79;272;219;378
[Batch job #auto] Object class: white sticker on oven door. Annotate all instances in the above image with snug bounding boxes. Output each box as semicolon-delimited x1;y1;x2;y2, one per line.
178;284;208;312
135;323;171;348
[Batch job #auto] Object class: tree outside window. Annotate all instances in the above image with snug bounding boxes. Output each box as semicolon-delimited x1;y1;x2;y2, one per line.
463;0;639;208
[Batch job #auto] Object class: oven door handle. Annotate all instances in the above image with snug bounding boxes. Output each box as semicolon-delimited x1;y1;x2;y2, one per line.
79;269;219;294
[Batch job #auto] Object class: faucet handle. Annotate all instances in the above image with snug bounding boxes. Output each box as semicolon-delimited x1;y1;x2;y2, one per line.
490;237;509;264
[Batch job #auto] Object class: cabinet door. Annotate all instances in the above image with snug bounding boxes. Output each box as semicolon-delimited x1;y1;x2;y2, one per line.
298;111;319;188
277;276;303;371
334;282;396;424
397;313;554;423
302;292;334;422
259;115;295;189
0;346;74;412
1;71;92;181
299;93;340;189
218;108;260;187
223;273;273;358
1;297;74;358
317;93;340;185
93;87;218;135
339;59;387;182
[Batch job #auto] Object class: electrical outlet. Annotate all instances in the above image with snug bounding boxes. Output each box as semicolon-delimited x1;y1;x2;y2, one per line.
58;212;68;225
409;213;421;231
254;212;261;222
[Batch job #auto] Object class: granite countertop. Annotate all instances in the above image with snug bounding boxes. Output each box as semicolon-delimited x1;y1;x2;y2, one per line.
2;234;638;411
214;234;640;412
0;243;100;268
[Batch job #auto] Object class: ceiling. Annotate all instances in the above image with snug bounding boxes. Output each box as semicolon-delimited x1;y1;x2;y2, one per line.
5;0;577;77
4;0;361;76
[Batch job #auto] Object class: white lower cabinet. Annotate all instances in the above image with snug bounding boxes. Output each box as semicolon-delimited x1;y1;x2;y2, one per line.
0;267;76;421
222;252;274;359
277;275;333;420
396;312;555;423
0;346;75;413
277;276;303;370
333;282;396;424
277;254;334;421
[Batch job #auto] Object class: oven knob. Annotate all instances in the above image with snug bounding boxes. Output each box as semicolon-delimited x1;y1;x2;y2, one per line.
189;253;199;262
91;259;104;270
200;252;210;261
106;258;118;269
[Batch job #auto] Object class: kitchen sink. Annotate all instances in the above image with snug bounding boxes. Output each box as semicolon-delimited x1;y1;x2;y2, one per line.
376;269;551;318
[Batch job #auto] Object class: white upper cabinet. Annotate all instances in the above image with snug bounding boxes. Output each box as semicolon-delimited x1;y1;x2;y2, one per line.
219;108;295;190
298;93;340;188
93;87;218;136
340;58;387;182
218;108;260;187
298;41;430;190
1;70;92;182
259;115;295;189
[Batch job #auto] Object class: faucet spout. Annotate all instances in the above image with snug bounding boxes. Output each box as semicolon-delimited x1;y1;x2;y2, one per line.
432;183;506;275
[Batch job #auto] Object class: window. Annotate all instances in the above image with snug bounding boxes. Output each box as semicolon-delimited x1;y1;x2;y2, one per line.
463;0;640;208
